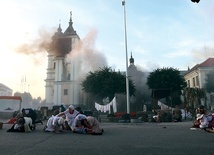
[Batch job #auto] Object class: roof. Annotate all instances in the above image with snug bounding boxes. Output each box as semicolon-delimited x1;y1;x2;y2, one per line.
0;96;22;101
64;13;77;36
198;58;214;67
0;83;12;90
184;58;214;75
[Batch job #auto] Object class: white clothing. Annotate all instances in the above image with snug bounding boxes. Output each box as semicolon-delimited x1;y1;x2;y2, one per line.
24;117;33;132
63;109;79;128
45;115;63;132
71;114;87;130
45;116;55;132
14;117;32;132
95;97;117;113
199;116;209;129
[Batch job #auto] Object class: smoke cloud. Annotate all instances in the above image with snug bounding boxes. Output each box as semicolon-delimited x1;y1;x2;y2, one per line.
66;28;108;81
15;27;54;65
15;25;107;77
191;46;214;64
50;33;71;57
16;26;73;63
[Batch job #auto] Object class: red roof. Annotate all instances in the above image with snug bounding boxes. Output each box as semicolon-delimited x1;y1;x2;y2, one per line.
198;58;214;67
0;96;22;101
184;58;214;76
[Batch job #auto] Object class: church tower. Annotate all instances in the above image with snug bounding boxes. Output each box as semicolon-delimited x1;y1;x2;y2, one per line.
129;52;134;66
45;12;80;108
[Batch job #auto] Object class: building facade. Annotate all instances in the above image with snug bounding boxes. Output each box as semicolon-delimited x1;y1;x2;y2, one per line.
183;58;214;109
0;83;13;96
45;12;82;108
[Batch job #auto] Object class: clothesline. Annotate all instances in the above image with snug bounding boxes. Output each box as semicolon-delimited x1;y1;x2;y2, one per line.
95;97;117;113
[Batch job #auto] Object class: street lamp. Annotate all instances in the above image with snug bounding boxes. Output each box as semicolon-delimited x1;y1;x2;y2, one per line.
122;0;130;114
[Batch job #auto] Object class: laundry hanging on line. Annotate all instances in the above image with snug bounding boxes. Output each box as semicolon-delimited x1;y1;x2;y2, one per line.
95;97;117;113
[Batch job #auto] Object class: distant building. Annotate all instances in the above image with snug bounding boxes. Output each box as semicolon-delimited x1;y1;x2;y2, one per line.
0;83;13;96
183;57;214;109
44;12;82;108
184;58;214;88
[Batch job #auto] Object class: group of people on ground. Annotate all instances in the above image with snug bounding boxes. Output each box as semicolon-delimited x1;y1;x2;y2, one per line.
192;105;214;133
45;104;103;135
152;106;182;122
7;108;43;132
8;104;104;135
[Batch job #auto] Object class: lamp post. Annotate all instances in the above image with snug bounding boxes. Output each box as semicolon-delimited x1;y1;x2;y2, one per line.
122;0;130;114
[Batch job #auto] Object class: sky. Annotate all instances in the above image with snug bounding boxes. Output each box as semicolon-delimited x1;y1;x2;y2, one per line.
0;0;214;99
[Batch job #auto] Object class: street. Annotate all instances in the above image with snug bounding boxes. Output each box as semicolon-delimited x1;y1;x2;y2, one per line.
0;121;214;155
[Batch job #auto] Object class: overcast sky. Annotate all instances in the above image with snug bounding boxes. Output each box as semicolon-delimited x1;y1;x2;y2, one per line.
0;0;214;99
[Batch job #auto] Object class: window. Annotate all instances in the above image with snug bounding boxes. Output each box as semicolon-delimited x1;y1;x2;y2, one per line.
53;62;55;69
64;89;68;95
187;80;190;87
196;76;199;86
67;73;70;80
192;77;195;87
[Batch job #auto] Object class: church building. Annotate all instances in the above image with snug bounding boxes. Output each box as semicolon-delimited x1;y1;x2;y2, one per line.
45;12;82;108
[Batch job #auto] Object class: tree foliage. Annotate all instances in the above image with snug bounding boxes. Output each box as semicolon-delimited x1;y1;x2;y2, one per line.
182;87;206;117
204;70;214;93
81;67;136;101
146;67;187;107
147;67;187;92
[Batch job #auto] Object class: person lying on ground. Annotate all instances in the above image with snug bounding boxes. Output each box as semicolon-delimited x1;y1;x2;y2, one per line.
16;108;43;125
71;114;104;135
7;117;33;132
86;116;104;135
44;116;65;134
71;114;92;134
193;113;214;128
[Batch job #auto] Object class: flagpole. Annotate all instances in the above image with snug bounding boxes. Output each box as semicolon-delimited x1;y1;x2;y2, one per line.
122;0;130;114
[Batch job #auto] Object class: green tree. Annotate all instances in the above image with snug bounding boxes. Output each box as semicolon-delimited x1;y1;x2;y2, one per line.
81;67;136;102
204;70;214;93
183;87;206;118
146;67;187;107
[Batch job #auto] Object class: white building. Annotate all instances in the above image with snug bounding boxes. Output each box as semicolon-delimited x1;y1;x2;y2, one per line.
0;83;13;96
183;58;214;109
45;12;82;108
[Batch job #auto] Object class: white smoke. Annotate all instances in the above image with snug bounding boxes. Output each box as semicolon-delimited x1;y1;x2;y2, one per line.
66;29;108;81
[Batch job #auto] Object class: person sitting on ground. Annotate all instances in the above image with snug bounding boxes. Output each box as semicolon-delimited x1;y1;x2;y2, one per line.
193;105;213;128
44;116;65;134
153;111;161;122
173;106;182;122
57;105;79;130
193;113;210;129
205;116;214;133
